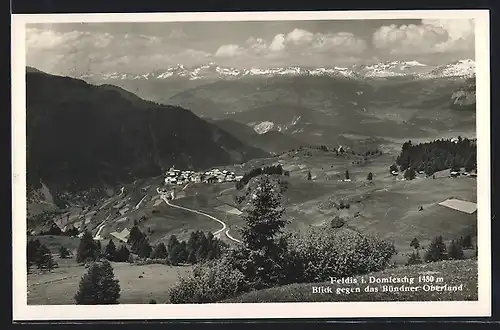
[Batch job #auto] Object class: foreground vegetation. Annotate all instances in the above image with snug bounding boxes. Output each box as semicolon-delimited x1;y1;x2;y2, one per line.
224;258;478;303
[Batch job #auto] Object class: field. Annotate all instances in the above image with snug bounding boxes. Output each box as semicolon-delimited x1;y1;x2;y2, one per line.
225;259;478;303
27;134;478;304
27;256;193;305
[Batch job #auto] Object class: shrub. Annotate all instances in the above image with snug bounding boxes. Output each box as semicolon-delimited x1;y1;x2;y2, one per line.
285;227;396;283
149;299;157;304
367;172;373;181
74;259;120;305
168;257;250;304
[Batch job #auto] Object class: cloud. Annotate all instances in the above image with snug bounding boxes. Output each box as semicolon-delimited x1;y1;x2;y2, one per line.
372;19;474;55
269;34;286;52
214;44;246;57
26;26;213;74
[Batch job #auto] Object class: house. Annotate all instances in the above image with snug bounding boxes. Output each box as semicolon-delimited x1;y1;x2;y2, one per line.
451;137;459;144
391;171;398;176
450;171;460;178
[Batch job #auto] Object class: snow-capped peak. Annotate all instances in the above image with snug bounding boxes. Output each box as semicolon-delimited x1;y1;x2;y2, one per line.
76;59;475;82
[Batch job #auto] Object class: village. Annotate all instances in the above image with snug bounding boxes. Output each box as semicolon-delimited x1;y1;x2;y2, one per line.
163;166;243;186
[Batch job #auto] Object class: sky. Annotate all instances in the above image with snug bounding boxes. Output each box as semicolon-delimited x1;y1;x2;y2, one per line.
26;18;475;76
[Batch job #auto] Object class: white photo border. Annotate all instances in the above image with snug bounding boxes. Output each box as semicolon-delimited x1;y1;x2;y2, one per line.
11;9;491;321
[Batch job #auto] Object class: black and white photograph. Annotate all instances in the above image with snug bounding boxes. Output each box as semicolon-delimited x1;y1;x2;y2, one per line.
12;10;491;320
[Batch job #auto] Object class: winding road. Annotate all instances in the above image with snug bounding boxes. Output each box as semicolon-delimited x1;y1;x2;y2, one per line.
157;188;242;244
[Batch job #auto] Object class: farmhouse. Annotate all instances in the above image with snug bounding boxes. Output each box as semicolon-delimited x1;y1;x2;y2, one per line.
438;199;477;214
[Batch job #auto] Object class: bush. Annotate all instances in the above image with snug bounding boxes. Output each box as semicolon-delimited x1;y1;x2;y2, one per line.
168;257;250;304
285;227;396;283
74;259;121;305
149;299;157;304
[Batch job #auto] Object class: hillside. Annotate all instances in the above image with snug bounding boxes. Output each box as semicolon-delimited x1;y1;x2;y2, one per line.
210;119;305;154
225;259;478;303
26;69;268;201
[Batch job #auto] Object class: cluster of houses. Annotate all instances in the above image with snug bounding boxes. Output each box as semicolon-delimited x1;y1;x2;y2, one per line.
164;166;243;186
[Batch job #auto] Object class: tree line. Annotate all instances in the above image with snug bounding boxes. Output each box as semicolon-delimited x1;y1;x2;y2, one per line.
235;164;289;190
406;234;475;266
394;137;476;176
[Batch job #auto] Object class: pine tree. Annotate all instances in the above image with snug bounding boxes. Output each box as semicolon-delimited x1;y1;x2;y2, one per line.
114;245;130;262
406;250;422;266
128;224;144;246
167;234;180;252
307;171;312;180
151;242;167;259
195;245;207;262
464;154;476;172
239;175;289;285
367;172;373;181
27;238;41;267
177;241;188;263
410;237;420;249
59;246;71;259
462;234;473;249
136;237;152;259
448;239;465;260
36;244;57;271
345;169;350;180
105;239;116;261
424;235;448;262
187;249;197;264
74;259;120;305
76;231;100;264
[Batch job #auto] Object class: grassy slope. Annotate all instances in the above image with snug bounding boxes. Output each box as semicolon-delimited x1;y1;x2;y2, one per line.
27;257;193;305
225;258;478;303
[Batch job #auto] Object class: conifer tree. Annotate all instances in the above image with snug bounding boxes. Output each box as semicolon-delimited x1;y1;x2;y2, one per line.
76;231;99;264
367;172;373;181
74;259;120;305
187;249;197;264
410;237;420;250
114;244;130;262
105;239;117;261
151;242;167;259
36;244;58;271
59;246;71;259
448;239;465;260
406;250;422;266
424;235;448;262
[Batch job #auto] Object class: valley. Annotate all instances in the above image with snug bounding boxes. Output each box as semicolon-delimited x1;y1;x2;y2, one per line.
25;58;478;305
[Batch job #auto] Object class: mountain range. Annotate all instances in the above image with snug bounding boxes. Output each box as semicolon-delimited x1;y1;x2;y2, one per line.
79;59;475;82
